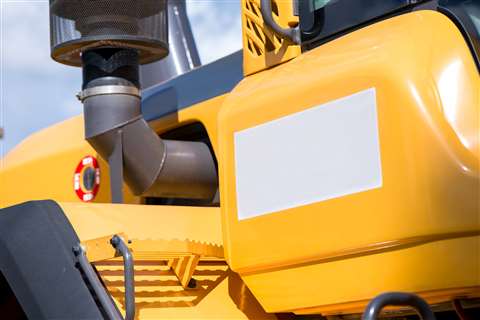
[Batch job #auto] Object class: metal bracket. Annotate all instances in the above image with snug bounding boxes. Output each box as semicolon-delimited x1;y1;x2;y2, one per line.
81;233;127;262
362;292;436;320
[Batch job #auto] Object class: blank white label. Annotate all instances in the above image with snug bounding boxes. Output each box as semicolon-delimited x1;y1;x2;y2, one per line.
234;88;382;220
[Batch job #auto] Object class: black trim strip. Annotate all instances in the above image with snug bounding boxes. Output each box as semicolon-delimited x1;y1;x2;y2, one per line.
300;0;426;49
300;0;479;72
141;50;243;122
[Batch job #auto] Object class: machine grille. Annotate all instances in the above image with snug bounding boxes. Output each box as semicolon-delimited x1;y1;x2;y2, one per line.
241;0;301;75
244;0;281;57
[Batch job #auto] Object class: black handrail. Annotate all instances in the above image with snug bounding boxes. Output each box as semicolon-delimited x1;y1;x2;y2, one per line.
363;292;436;320
73;245;123;320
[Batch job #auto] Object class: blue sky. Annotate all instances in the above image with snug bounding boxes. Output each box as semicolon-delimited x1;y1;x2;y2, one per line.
0;0;242;157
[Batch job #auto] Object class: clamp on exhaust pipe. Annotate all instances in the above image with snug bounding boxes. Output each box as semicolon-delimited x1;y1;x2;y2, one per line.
77;86;141;102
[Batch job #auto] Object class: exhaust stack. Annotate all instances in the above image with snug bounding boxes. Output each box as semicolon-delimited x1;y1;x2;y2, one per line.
140;0;202;88
49;0;217;202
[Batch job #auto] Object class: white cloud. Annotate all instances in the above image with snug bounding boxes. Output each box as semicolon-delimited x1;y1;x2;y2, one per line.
3;2;76;76
1;1;81;156
187;0;242;63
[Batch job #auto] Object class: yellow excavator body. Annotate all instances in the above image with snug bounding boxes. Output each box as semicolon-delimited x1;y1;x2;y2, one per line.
0;2;479;319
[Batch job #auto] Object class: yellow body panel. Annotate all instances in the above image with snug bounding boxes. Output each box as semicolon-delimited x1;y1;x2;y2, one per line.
58;202;223;245
247;236;480;314
0;95;225;208
58;202;280;320
218;11;479;313
0;116;140;207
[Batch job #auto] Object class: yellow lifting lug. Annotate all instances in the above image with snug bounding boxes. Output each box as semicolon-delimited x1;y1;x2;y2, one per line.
81;233;129;262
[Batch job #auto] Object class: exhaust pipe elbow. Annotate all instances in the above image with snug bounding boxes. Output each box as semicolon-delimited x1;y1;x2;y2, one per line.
81;49;218;201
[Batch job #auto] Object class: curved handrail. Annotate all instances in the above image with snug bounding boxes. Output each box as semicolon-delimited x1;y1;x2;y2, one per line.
260;0;301;44
111;235;135;320
363;292;436;320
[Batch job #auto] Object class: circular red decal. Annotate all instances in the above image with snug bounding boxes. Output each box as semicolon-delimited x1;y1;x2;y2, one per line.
74;155;100;202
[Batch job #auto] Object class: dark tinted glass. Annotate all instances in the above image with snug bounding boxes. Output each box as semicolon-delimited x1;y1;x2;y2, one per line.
300;0;412;45
439;0;479;66
299;0;479;68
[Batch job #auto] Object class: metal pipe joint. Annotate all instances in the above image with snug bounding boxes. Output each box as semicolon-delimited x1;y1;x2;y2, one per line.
80;49;217;201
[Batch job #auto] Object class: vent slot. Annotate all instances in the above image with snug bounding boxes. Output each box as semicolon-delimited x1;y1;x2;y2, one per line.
241;0;301;75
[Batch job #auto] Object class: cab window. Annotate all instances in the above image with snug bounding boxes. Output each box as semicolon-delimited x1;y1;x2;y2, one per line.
299;0;414;48
439;0;480;67
299;0;479;68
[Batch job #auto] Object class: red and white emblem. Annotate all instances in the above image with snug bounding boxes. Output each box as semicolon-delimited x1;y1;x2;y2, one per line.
74;155;100;202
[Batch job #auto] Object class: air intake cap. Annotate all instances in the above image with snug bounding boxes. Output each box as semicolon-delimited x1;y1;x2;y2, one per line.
49;0;168;66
